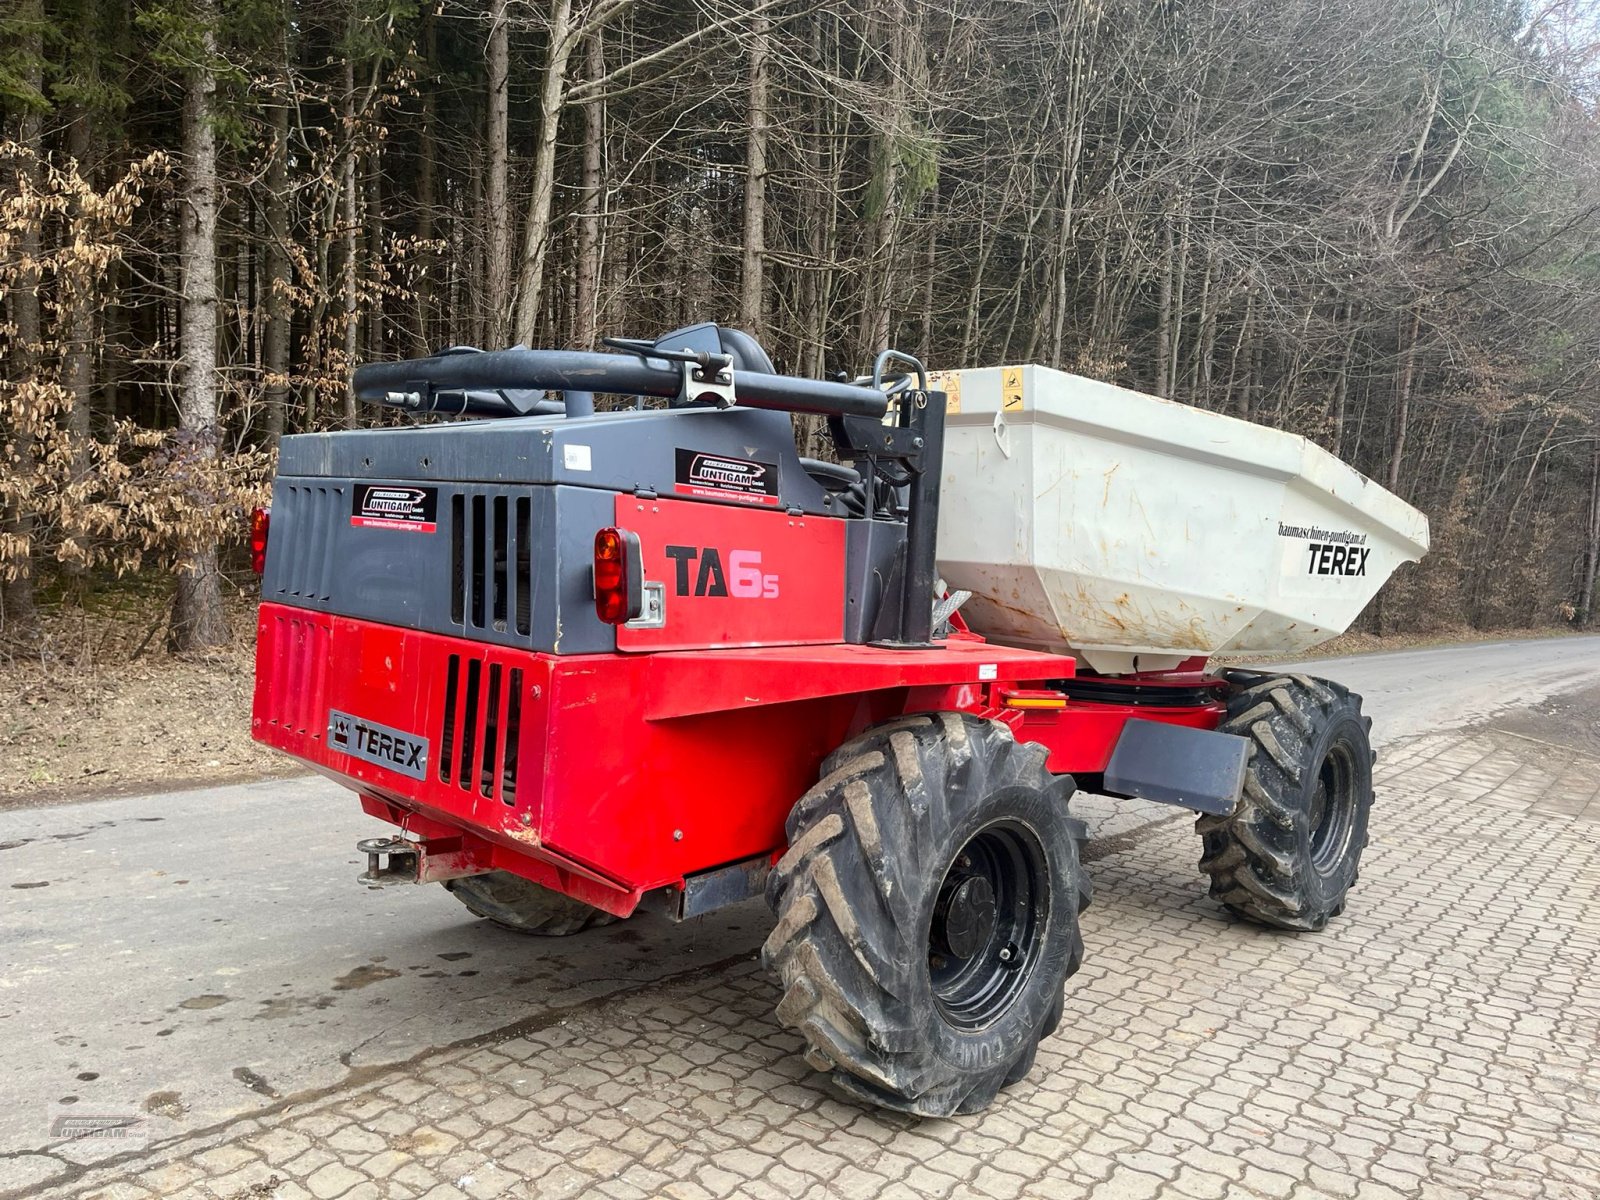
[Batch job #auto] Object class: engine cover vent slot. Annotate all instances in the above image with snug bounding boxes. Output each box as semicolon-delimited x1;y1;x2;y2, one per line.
272;484;342;602
260;612;329;736
437;655;523;805
450;490;534;637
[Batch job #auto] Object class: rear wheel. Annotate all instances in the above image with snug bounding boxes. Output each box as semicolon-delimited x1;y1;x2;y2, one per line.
1197;672;1374;931
445;871;619;936
763;713;1090;1116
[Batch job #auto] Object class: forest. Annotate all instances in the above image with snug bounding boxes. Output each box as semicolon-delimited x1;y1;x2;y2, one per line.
2;0;1599;654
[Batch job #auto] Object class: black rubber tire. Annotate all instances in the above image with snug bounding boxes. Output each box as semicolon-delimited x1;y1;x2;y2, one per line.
763;712;1091;1117
444;871;619;936
1197;672;1375;931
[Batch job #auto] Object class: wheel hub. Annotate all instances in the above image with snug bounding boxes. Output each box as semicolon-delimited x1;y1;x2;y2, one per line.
926;821;1050;1031
935;874;997;960
1309;743;1359;875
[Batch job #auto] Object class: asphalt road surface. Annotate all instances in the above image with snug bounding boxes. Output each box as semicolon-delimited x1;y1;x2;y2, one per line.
1290;634;1600;747
3;634;1599;1187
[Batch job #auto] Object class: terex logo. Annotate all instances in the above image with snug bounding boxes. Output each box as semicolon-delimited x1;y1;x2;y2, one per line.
664;545;779;598
1306;542;1370;576
326;708;429;781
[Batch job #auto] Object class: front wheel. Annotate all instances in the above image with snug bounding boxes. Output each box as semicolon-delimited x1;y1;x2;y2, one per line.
1197;672;1374;931
763;713;1090;1117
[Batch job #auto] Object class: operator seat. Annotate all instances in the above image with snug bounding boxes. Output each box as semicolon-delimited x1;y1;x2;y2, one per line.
717;326;777;375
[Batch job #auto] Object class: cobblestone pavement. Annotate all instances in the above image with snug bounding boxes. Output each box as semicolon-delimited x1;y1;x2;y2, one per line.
15;728;1600;1200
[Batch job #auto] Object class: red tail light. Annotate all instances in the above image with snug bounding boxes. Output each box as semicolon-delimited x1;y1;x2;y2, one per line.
250;506;271;574
593;527;644;624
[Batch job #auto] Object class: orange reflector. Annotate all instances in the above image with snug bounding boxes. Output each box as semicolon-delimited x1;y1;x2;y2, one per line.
1000;689;1068;710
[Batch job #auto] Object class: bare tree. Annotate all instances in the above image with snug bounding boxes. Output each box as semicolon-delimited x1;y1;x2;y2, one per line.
169;0;229;651
738;11;769;336
486;0;513;345
1;0;45;637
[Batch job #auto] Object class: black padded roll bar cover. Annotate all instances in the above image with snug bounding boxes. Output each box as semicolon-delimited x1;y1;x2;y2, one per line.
352;336;886;419
353;347;679;402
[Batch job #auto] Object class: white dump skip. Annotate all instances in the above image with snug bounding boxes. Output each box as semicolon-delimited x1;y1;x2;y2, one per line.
932;366;1430;674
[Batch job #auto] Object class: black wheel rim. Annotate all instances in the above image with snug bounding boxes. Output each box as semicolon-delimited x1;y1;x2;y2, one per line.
928;819;1049;1031
1308;733;1359;875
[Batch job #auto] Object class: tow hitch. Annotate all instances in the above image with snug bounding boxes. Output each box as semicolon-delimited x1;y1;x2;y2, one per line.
356;831;492;887
357;837;420;887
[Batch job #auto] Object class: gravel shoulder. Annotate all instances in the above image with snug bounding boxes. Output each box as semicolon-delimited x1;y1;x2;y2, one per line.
0;593;289;809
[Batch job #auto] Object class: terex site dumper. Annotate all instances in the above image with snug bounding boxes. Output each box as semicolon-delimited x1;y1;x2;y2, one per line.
251;326;1428;1116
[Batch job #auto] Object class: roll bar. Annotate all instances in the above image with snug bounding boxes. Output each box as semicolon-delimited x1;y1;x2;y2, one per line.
353;344;889;421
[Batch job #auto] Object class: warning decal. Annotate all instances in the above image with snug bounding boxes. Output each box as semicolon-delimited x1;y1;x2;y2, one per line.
1002;366;1024;412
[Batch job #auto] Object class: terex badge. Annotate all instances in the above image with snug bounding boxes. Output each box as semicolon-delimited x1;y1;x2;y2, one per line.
351;484;439;532
328;709;429;780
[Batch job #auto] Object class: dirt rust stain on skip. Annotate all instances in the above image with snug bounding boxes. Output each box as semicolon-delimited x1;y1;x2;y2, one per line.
1101;462;1121;506
505;823;542;848
1052;585;1219;651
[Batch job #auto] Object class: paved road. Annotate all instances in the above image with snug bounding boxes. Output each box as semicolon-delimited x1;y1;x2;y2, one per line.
3;636;1600;1199
1289;634;1600;746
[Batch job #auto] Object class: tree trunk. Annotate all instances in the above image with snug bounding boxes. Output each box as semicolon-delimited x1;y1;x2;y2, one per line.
1046;3;1094;368
365;148;384;359
1154;213;1173;397
1388;307;1422;493
1328;304;1358;457
412;7;437;356
341;49;360;426
919;193;938;361
62;0;100;491
1580;439;1600;627
263;94;292;445
1;0;44;637
738;11;768;337
1226;293;1254;419
1167;211;1187;400
572;28;604;349
511;0;577;346
855;0;911;361
486;0;512;344
170;3;230;652
61;175;95;484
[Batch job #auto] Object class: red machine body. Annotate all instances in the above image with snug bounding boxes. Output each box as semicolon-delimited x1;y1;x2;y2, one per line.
253;592;1224;918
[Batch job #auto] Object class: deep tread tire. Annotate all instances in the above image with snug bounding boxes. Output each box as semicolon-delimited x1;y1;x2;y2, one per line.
763;713;1091;1117
445;871;619;936
1197;672;1374;931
